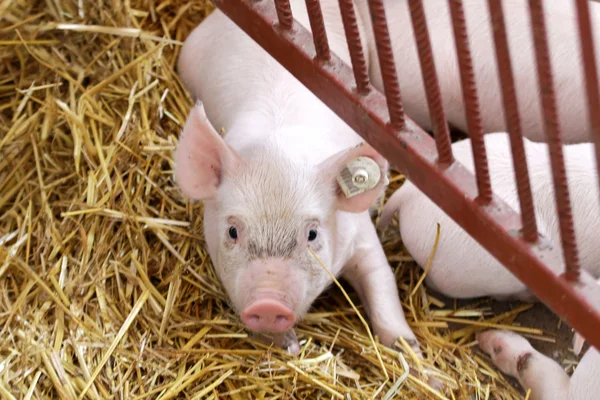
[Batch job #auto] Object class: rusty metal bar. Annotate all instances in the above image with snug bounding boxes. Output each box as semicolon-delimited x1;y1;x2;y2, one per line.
211;0;600;350
487;0;538;243
275;0;293;29
338;0;370;94
573;0;600;206
407;0;454;166
528;0;581;281
366;0;405;131
448;0;492;203
305;0;331;60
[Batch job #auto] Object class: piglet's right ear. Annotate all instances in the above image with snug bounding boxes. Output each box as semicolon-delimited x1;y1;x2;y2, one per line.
174;102;241;200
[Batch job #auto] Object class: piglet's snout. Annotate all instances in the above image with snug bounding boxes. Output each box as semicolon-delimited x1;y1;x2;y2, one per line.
241;298;295;332
239;259;302;333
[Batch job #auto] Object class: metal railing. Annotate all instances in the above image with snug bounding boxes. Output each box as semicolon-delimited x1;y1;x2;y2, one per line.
209;0;600;351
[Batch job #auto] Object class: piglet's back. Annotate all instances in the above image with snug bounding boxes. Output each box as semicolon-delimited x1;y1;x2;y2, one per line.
177;4;370;165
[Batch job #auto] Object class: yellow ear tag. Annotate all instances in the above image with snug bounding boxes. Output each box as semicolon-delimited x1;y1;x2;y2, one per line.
336;156;382;198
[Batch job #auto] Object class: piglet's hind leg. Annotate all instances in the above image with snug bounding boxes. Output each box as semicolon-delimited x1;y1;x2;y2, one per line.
477;330;569;400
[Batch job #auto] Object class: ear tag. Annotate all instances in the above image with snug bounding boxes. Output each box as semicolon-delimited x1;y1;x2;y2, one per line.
336;156;381;198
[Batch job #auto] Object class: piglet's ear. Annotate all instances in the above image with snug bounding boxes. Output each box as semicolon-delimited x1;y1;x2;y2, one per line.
174;102;241;200
318;142;388;213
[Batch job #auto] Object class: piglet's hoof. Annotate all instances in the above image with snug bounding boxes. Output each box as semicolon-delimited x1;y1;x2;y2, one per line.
392;340;446;393
249;329;301;355
404;366;445;394
391;337;423;359
476;329;534;378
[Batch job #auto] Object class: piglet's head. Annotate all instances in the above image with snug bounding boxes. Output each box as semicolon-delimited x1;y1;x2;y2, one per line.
175;102;388;338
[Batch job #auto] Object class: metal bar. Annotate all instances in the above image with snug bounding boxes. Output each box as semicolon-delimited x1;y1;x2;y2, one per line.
487;0;538;242
211;0;600;350
448;0;492;203
338;0;370;94
305;0;331;60
528;0;581;281
573;0;600;208
407;0;454;166
275;0;293;29
366;0;405;131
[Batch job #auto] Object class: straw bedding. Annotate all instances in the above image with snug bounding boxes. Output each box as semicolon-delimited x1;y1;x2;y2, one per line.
0;0;577;398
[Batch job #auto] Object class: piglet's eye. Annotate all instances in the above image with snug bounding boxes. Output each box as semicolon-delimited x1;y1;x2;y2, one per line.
228;226;238;240
308;229;318;241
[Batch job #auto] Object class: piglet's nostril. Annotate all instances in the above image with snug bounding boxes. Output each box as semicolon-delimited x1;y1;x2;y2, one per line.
241;299;295;332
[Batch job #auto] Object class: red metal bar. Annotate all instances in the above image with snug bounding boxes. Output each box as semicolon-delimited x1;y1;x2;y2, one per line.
487;0;538;243
338;0;371;94
305;0;331;60
210;0;600;350
407;0;454;166
573;0;600;206
448;0;492;203
366;0;405;131
274;0;293;29
528;0;581;281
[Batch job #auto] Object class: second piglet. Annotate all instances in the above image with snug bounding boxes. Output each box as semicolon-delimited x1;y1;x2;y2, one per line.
378;132;600;301
354;0;600;144
173;3;421;355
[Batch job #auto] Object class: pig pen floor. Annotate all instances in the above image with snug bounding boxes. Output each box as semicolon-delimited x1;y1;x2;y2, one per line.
0;0;583;399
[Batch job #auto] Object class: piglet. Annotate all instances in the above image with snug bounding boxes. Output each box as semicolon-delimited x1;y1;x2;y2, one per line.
173;2;421;356
378;132;600;301
477;277;600;400
354;0;600;144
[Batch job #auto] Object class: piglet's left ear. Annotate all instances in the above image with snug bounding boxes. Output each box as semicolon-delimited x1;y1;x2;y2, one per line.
317;142;388;213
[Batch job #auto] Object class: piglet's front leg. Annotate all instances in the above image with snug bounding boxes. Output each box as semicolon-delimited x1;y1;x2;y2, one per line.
343;216;446;392
343;215;421;355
